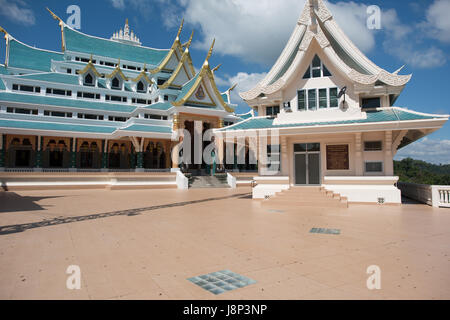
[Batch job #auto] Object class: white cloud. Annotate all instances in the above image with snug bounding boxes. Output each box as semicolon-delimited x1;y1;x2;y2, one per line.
382;4;447;69
109;0;153;15
110;0;125;10
395;138;450;164
161;0;447;69
0;0;35;26
423;0;450;43
161;0;382;66
218;71;267;110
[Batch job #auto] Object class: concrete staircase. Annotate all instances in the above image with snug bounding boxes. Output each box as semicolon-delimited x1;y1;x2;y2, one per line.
263;186;348;208
189;174;229;189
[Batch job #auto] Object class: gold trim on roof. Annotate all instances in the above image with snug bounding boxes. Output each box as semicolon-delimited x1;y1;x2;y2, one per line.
107;61;129;80
158;31;195;89
171;62;234;113
131;63;152;83
0;26;8;36
212;64;222;73
46;7;63;23
205;39;215;64
46;8;66;51
148;20;185;74
77;60;102;77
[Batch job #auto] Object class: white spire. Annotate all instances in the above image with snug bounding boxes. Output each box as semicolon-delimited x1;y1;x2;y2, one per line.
110;18;142;46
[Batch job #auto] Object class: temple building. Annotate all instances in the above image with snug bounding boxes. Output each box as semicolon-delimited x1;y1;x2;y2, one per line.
218;0;448;204
0;10;241;173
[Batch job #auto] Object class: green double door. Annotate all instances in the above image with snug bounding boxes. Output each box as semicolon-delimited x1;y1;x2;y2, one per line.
294;143;321;185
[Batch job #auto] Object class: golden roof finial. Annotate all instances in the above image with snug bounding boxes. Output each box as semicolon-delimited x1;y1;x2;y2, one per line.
125;18;129;25
89;54;93;63
205;38;215;63
212;64;222;73
0;26;7;36
176;18;184;39
185;30;194;50
228;83;237;92
46;7;63;23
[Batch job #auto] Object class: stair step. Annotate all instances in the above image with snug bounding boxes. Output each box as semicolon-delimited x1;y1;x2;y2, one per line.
263;201;348;208
265;186;348;208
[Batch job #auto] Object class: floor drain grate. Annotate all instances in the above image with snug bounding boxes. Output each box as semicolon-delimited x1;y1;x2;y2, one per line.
187;270;256;295
310;228;341;235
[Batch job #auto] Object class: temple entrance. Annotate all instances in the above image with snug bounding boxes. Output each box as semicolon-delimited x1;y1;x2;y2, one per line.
44;139;69;168
294;143;321;185
7;137;34;168
79;141;100;169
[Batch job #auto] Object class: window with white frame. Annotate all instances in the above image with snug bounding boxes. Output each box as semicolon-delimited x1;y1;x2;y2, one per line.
266;105;280;116
111;77;121;90
83;73;95;86
137;81;146;93
297;87;339;111
303;54;332;79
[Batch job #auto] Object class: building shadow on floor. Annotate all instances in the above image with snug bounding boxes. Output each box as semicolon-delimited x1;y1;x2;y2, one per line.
0;192;64;213
0;192;252;235
401;196;423;205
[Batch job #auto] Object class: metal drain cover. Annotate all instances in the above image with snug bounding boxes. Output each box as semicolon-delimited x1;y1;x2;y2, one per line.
310;228;341;235
187;270;256;295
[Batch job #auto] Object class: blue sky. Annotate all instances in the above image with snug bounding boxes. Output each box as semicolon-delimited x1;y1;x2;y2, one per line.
0;0;449;163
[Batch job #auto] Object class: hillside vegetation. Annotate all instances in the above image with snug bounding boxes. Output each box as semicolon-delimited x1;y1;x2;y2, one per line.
394;158;450;185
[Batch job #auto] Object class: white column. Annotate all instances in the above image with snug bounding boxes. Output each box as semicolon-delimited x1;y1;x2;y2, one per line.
385;130;393;176
281;136;288;176
194;120;203;166
355;132;363;176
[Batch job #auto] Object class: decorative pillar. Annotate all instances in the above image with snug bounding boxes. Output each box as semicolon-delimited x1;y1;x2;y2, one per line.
165;141;171;169
385;130;393;176
215;132;224;169
34;136;42;171
0;133;4;170
102;140;108;170
70;137;77;171
194;120;203;168
355;133;363;176
135;138;144;171
280;136;288;176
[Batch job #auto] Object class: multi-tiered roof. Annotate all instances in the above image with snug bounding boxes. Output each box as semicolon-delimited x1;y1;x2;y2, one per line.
0;9;240;139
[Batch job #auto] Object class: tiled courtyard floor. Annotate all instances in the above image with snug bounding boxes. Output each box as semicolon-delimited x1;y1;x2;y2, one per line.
0;187;449;300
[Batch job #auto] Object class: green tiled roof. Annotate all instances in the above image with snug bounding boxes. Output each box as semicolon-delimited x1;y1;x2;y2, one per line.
0;65;9;75
64;26;169;66
8;39;64;72
238;112;253;120
143;102;172;111
18;72;80;85
222;108;445;131
122;124;172;133
174;73;199;103
0;118;115;133
221;93;229;104
0;92;135;113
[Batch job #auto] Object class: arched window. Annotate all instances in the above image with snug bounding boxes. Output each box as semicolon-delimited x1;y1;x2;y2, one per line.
84;73;94;86
303;54;332;79
137;81;145;92
112;77;120;89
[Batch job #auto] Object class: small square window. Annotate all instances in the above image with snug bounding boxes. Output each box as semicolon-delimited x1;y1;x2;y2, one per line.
364;141;382;151
365;162;383;173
